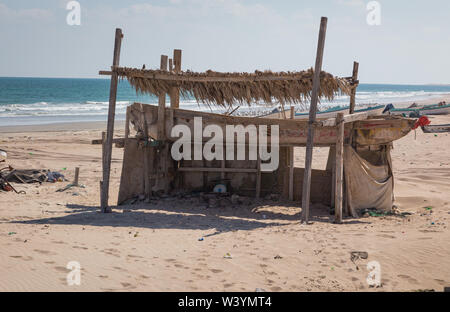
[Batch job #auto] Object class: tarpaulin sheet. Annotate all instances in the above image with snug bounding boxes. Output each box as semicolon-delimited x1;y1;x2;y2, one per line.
344;146;393;215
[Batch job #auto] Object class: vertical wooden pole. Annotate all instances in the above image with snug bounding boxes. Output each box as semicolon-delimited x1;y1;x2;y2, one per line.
158;55;168;140
124;106;131;139
334;113;344;224
140;103;151;200
349;61;359;114
159;55;170;193
101;28;123;213
74;167;80;186
169;58;173;72
170;49;182;109
256;153;261;199
301;17;328;223
289;106;295;201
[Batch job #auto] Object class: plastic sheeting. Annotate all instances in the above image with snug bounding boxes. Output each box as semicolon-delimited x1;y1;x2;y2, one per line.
344;146;393;215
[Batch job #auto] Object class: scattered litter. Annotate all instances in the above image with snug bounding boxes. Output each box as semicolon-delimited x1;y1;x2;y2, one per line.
8;232;16;235
255;288;266;292
224;253;232;259
198;237;204;242
56;183;85;193
425;206;433;211
47;171;65;182
274;255;283;260
134;232;139;237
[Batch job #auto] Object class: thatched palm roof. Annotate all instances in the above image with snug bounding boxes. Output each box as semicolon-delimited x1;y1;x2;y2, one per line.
108;67;353;108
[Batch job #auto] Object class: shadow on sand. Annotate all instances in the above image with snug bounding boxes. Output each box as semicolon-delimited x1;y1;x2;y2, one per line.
13;199;370;234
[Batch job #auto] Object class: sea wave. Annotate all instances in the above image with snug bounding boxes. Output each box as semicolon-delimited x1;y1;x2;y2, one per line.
0;90;449;119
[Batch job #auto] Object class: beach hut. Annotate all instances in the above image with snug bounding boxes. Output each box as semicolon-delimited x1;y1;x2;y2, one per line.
98;18;416;223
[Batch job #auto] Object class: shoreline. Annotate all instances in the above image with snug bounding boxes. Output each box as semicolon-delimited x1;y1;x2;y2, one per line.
1;94;450;133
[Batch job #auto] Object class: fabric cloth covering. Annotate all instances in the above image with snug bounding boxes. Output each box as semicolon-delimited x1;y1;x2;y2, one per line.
344;146;393;215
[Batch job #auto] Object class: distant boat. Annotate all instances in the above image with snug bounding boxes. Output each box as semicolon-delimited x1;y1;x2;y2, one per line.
389;103;450;117
421;124;450;133
294;104;386;119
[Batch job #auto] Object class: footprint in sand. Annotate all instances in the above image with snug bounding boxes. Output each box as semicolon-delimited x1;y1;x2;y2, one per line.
34;249;55;255
10;255;34;261
270;286;282;292
377;234;396;239
54;266;70;273
73;246;88;250
397;274;418;284
210;269;223;274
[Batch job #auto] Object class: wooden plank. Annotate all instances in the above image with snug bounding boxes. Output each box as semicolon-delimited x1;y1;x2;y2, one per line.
101;28;123;213
301;17;328;223
158;55;168;140
170;49;182;108
349;61;359;114
92;138;125;145
320;112;368;127
334;113;344;224
178;167;258;173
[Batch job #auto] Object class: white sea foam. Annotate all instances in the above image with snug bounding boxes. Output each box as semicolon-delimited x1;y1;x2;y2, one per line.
0;91;449;122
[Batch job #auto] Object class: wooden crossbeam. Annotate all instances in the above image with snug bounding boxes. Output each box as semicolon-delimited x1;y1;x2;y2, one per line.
320;112;369;127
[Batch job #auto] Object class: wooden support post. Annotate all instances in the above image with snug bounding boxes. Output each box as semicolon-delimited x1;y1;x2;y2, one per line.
349;61;359;114
334;113;344;224
158;55;168;140
301;17;328;223
256;153;261;199
74;167;80;186
169;58;173;72
170;49;182;108
289;106;295;201
140;103;151;199
101;28;123;213
124;106;131;139
101;131;106;165
159;55;170;193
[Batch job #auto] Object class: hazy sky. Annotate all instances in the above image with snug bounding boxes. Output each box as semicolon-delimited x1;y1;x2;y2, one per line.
1;0;449;84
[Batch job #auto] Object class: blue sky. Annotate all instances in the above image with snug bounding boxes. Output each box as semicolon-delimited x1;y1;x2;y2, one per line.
0;0;449;84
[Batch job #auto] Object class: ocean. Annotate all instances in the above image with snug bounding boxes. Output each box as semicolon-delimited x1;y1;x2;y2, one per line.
1;77;450;126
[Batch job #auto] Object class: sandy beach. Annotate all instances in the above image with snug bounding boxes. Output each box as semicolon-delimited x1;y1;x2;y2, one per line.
0;96;449;292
